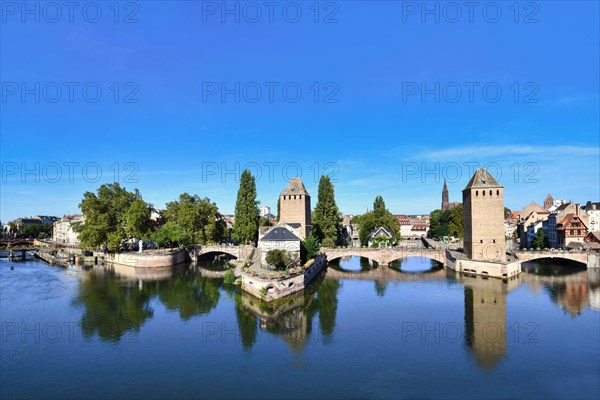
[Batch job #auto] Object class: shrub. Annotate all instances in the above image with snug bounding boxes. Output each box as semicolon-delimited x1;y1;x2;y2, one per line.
223;269;236;284
322;238;335;248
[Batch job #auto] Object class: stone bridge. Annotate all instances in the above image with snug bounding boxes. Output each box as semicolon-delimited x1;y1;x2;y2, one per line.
321;247;447;266
194;244;254;261
0;238;35;248
513;250;596;268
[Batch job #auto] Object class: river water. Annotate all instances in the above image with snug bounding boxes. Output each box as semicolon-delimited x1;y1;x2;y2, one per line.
1;257;598;399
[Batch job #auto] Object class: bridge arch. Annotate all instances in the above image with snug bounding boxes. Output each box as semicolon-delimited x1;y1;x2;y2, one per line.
197;250;238;260
326;252;383;265
386;254;446;265
514;251;589;268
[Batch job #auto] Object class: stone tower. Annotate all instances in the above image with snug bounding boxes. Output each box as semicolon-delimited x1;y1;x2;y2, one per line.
543;193;554;210
462;168;506;262
442;179;450;211
279;178;311;239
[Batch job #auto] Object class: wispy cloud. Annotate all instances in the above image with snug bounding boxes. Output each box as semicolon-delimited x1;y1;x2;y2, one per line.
417;145;597;161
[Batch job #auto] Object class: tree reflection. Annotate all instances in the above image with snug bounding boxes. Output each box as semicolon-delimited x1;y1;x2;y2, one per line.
234;293;258;350
374;279;387;297
235;273;341;351
73;271;154;342
155;272;220;320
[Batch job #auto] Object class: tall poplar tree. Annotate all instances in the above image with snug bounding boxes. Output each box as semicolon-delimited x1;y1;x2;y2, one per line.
232;170;259;245
312;175;342;244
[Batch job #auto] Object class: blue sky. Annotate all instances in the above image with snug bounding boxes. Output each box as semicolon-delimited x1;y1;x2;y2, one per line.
1;1;599;222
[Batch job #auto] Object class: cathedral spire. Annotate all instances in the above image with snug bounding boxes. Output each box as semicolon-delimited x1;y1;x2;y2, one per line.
442;179;449;211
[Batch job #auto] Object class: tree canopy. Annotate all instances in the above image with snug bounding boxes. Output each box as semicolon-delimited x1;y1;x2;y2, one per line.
155;193;226;247
312;175;342;244
76;183;152;252
232;170;260;245
358;196;400;246
429;205;463;240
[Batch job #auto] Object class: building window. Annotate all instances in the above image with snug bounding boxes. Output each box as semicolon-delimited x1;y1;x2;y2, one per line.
480;240;483;243
489;190;492;196
483;191;485;196
496;190;499;196
570;230;574;235
476;190;478;196
493;239;496;243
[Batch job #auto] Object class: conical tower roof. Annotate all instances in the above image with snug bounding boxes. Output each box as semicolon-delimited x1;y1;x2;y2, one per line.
463;168;503;191
281;178;309;196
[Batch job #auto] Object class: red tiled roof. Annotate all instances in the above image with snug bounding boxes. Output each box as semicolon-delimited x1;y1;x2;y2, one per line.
394;214;411;225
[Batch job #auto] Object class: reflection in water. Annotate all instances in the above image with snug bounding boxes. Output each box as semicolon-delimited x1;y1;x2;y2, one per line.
73;271;154;342
388;257;444;274
152;271;220;320
329;256;377;272
235;272;341;352
2;257;599;399
522;259;599;318
458;275;520;369
74;264;222;341
73;258;598;362
522;259;587;276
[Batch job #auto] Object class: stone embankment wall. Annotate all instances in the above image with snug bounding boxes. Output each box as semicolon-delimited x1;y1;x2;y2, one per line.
242;254;327;301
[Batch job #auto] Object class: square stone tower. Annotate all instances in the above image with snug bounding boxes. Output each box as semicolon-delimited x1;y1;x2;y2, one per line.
279;178;311;239
462;168;506;262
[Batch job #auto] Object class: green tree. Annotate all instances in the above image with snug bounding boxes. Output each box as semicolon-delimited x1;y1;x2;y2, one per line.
259;216;272;227
429;209;450;240
373;196;387;218
151;222;187;248
162;193;226;246
312;176;342;244
21;223;53;239
448;204;464;239
504;207;512;219
302;234;321;261
276;198;280;222
265;249;292;269
76;183;151;252
531;228;546;249
322;237;336;248
357;197;400;246
232;170;259;245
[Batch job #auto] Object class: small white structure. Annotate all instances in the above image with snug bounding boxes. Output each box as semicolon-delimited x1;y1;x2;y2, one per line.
258;224;301;266
368;227;394;247
260;206;271;218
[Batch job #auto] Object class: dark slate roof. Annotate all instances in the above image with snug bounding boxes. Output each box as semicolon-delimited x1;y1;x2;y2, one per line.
287;223;301;228
368;227;393;238
463;168;503;190
260;227;300;241
281;178;309;196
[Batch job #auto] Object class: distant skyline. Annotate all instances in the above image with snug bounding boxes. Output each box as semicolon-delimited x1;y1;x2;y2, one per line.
1;1;598;221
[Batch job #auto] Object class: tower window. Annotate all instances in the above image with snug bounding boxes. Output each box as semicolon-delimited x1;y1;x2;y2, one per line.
496;190;499;196
483;191;485;196
493;239;496;243
489;190;492;196
480;240;483;243
476;190;478;196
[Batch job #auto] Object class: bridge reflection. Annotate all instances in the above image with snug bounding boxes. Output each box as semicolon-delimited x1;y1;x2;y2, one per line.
71;257;599;367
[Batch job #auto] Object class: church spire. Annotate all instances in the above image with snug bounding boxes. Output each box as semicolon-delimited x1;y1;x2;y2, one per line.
442;179;450;211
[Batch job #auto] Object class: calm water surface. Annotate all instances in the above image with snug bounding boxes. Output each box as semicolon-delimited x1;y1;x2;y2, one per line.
1;256;599;399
